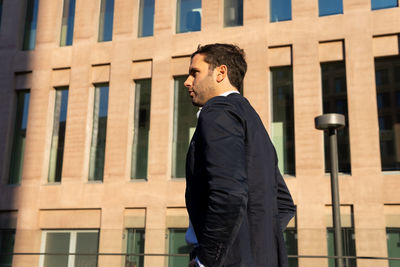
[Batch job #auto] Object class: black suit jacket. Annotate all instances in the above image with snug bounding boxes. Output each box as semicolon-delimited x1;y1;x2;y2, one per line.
185;93;295;267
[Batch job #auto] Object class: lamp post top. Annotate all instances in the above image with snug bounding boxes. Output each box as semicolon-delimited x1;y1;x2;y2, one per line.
315;113;345;131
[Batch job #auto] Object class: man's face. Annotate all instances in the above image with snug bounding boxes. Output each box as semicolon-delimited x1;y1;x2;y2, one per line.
184;54;217;107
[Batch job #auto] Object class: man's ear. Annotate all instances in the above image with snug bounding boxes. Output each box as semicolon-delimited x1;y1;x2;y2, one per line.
216;65;227;83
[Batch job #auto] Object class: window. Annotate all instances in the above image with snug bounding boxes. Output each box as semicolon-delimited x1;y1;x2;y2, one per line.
172;76;198;178
138;0;155;37
0;0;4;30
326;206;356;267
284;216;298;267
375;56;400;171
89;84;109;181
9;91;30;184
0;229;16;267
22;0;39;50
40;230;99;267
125;229;145;267
98;0;114;42
60;0;76;46
271;67;295;175
131;79;151;180
168;229;192;267
284;228;298;267
327;228;356;267
371;0;398;10
48;88;68;183
387;228;400;267
270;0;291;22
224;0;243;27
319;0;343;16
176;0;201;33
321;62;351;174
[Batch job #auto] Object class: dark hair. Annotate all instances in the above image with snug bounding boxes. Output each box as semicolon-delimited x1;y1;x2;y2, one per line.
191;43;247;93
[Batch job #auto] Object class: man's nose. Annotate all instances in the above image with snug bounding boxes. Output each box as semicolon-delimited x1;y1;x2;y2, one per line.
184;76;192;88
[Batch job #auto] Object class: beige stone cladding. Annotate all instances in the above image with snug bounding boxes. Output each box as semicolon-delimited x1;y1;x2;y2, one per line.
0;0;399;267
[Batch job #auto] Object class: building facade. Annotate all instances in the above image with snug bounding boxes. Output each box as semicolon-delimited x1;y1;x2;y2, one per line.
0;0;399;266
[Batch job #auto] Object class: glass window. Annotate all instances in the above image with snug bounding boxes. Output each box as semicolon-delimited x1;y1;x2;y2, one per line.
371;0;398;10
387;228;400;267
98;0;114;42
168;229;192;267
172;76;198;178
0;229;16;267
60;0;76;46
0;0;4;30
126;228;145;267
271;67;295;176
270;0;291;22
22;0;39;50
9;91;30;184
138;0;155;37
327;228;356;267
284;227;298;267
176;0;201;33
48;88;68;183
375;56;400;171
41;230;99;267
89;84;109;181
321;62;351;174
319;0;343;16
224;0;243;27
131;79;151;180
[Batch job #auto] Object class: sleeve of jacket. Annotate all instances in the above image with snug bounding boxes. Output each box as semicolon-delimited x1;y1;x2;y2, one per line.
196;103;248;267
276;166;296;230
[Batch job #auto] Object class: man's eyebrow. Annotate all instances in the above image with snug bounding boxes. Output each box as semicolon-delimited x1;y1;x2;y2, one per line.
189;67;199;74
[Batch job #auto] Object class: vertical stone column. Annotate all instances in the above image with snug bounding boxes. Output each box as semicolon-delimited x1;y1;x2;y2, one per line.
144;206;167;267
98;207;125;267
345;26;387;267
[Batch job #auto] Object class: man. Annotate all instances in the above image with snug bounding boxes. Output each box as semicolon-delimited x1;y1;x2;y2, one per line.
184;43;296;267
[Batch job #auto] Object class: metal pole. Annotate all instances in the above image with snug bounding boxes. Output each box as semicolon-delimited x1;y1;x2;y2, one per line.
329;128;344;267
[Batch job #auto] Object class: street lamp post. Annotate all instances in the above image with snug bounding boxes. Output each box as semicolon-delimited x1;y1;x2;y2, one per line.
315;113;345;267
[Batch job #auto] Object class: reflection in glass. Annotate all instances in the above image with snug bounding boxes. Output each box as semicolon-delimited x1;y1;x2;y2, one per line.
224;0;243;27
89;84;109;181
321;62;351;174
98;0;114;42
327;228;357;267
48;88;68;183
270;0;291;22
168;229;192;267
319;0;343;16
0;0;3;30
60;0;76;46
284;228;298;267
42;231;99;267
43;233;70;267
271;67;295;175
172;76;197;178
138;0;155;37
74;232;99;267
22;0;39;50
176;0;201;33
387;228;400;267
371;0;398;10
131;79;151;180
0;229;16;267
9;91;30;184
375;57;400;171
126;229;145;267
